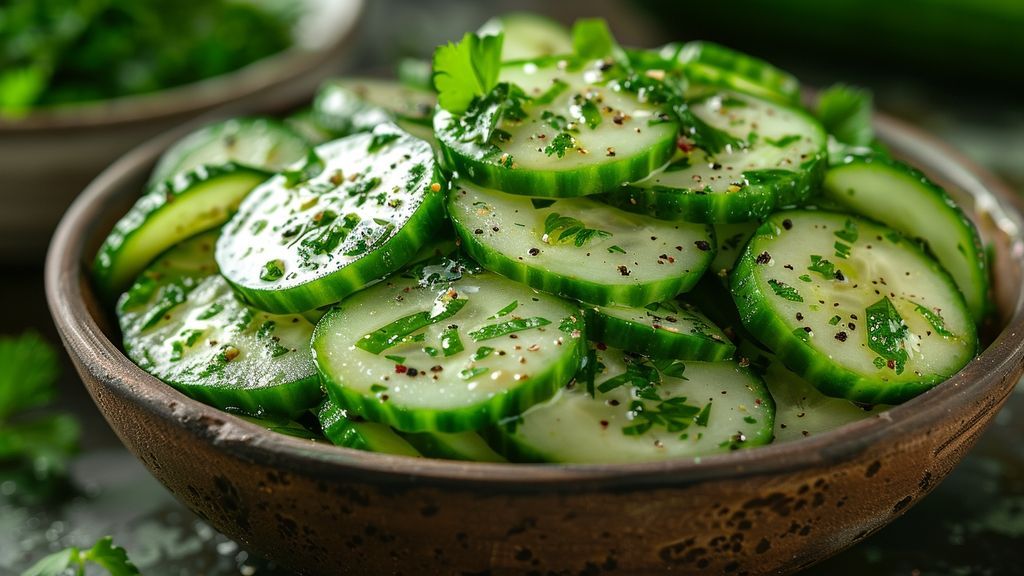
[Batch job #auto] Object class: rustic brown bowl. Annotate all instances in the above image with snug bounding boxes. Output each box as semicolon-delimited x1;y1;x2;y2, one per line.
0;0;363;264
46;113;1024;575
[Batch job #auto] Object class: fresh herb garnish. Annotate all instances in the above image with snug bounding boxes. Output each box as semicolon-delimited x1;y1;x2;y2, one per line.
767;279;804;302
571;18;621;61
0;332;79;481
542;213;613;247
488;300;519;319
440;326;465;357
866;296;910;375
22;536;139;576
834;219;859;243
458;367;489;381
915;304;955;338
808;255;836;279
544;132;576;158
355;297;468;354
432;32;504;114
468;317;551;341
815;84;875;147
282;149;325;188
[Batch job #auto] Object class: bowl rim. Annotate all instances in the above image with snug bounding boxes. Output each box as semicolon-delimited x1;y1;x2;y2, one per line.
0;0;365;133
45;110;1024;490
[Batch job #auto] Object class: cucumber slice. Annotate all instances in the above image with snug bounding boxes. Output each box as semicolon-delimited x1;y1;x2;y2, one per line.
118;232;321;418
584;300;735;361
434;60;678;197
602;91;826;223
317;399;422;456
285;108;333;146
672;41;801;106
313;265;586;433
313;78;436;142
712;220;760;278
148;117;310;187
477;13;573;61
238;415;320;440
216;125;446;313
449;181;714;307
94;163;269;298
402;430;507;462
823;152;989;323
488;347;774;463
762;358;887;443
731;210;978;404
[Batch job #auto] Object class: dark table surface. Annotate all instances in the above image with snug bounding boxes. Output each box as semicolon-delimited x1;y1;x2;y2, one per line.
3;1;1023;574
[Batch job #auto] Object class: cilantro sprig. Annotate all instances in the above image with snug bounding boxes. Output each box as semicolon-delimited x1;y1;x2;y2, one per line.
0;332;79;480
432;32;504;114
23;536;139;576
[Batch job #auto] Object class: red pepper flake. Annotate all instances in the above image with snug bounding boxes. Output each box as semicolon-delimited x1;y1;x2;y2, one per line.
887;359;896;370
677;137;695;152
394;364;408;374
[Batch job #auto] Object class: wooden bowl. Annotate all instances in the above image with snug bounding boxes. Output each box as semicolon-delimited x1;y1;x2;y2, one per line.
45;114;1024;575
0;0;363;264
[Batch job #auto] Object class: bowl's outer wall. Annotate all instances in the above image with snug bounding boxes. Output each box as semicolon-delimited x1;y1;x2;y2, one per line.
47;113;1024;575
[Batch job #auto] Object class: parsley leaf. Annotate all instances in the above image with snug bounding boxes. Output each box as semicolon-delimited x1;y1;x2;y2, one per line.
543;213;613;247
544;132;576;158
23;536;139;576
866;297;910;375
571;18;618;61
0;331;59;421
674;101;746;155
432;32;504;114
767;279;804;302
815;84;875;147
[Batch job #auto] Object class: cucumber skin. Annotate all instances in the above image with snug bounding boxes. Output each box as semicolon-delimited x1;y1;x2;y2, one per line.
220;164;449;314
676;41;801;106
179;375;322;421
729;217;979;405
314;309;587;434
450;203;714;308
604;160;826;224
93;163;270;300
583;306;736;361
824;151;989;324
434;110;678;198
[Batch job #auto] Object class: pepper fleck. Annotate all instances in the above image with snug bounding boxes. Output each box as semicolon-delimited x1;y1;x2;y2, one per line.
695;240;711;251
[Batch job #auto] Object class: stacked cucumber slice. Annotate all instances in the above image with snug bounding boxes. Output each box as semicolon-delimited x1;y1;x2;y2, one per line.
94;14;988;464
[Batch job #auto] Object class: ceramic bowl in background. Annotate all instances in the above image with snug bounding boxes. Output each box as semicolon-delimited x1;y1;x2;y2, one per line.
0;0;363;263
46;113;1024;575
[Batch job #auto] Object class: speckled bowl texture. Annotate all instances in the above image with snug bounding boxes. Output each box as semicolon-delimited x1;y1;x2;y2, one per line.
46;113;1024;575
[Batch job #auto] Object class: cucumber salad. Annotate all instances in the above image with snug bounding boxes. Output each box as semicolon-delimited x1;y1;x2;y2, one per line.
93;14;987;464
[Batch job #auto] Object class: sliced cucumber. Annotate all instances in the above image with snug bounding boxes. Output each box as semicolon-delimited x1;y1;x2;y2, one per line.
402;430;507;462
762;358;887;443
671;41;801;106
602;90;826;223
317;398;422;456
448;181;714;307
148;117;310;187
313;266;586;433
216;125;446;313
313;78;436;142
584;300;735;361
434;59;678;197
285;108;333;146
118;232;321;419
238;415;320;440
731;210;978;404
824;152;988;323
712;220;760;278
477;13;573;61
94;163;269;298
488;347;774;463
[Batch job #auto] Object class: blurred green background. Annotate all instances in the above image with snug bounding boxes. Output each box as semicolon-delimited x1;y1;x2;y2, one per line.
2;1;1022;575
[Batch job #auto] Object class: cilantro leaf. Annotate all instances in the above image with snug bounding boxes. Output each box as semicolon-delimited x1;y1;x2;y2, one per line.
571;18;618;61
866;297;910;375
0;331;60;422
0;332;80;482
674;101;746;155
432;32;504;114
22;536;139;576
815;84;875;147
